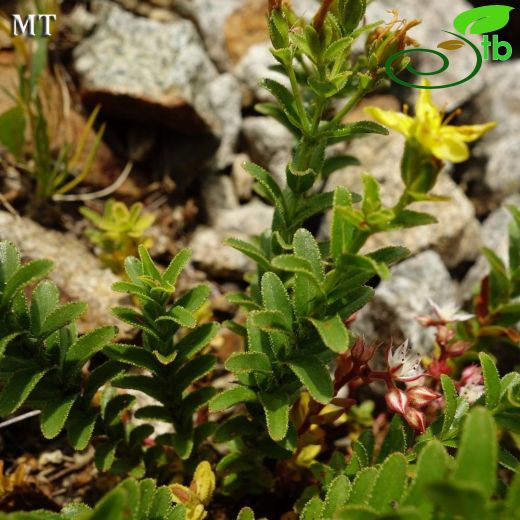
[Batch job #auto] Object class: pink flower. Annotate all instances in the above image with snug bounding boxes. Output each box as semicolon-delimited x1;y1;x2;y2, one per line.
459;382;485;404
387;340;424;382
385;387;408;415
460;365;483;386
404;407;426;433
406;386;441;408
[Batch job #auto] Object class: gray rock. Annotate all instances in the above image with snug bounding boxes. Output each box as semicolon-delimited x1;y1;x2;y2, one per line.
235;43;290;105
191;192;273;277
472;61;520;199
213;199;273;236
74;3;219;133
202;175;239;225
320;132;482;268
461;194;520;300
366;0;485;109
352;250;458;353
242;116;293;187
190;227;254;277
232;153;255;201
484;134;520;198
0;212;125;334
202;73;243;168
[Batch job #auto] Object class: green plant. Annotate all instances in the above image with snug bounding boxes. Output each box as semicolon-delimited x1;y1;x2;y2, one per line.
81;200;155;275
0;1;517;519
0;3;105;203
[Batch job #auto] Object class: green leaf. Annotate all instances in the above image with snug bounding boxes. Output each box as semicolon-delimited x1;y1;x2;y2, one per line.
368;246;410;266
226;238;271;271
2;259;53;306
348;467;378;504
453;407;497;499
236;507;255;520
176;322;219;361
138;245;162;280
426;480;488;519
393;210;438;228
309;315;349;353
404;441;449;515
453;5;514;34
322;156;360;178
300;495;324;520
0;366;47;416
331;186;354;260
294;192;334;226
94;439;120;472
64;326;116;379
259;392;290;441
250;310;293;334
440;374;458;438
242;162;285;218
288;355;333;404
112;307;160;340
0;241;21;287
321;475;351;518
113;375;164;403
293;229;325;282
104;343;159;372
370;453;407;512
272;255;324;294
325;121;389;141
261;272;292;330
259;79;299;126
225;352;272;374
323;36;353;62
0;106;26;157
479;352;501;409
506;471;520;517
209;386;258;412
30;281;59;336
163;248;191;287
67;410;98;450
175;354;216;391
40;394;77;439
38;302;87;338
164;305;196;328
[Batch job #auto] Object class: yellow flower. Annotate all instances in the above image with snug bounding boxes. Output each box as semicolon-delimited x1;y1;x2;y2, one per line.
364;81;496;163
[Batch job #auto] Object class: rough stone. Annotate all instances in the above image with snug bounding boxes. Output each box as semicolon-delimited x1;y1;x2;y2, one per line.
366;0;485;109
461;194;520;300
471;61;520;199
74;3;223;134
213;199;274;237
235;43;290;105
0;212;126;334
190;227;254;278
242;116;293;187
202;175;239;225
352;251;458;353
320;132;482;268
172;0;319;70
203;73;243;168
232;154;255;201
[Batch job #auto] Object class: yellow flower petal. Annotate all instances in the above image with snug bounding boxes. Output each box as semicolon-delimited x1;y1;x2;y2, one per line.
364;106;414;137
444;122;496;142
431;132;470;163
415;85;442;129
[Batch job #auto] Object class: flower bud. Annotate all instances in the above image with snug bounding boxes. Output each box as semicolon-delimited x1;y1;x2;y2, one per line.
404;407;426;433
460;365;483;386
385;387;408;415
406;386;441;408
445;340;471;358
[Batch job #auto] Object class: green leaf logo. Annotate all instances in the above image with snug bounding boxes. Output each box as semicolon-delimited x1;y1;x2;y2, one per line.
453;5;514;34
437;39;466;50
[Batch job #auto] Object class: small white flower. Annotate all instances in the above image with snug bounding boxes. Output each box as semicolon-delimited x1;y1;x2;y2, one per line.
459;382;485;404
387;340;424;382
428;298;474;323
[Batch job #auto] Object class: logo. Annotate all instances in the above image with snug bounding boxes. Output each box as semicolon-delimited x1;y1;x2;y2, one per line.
386;5;515;89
